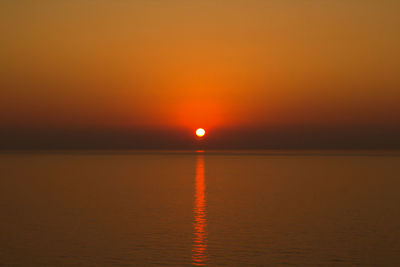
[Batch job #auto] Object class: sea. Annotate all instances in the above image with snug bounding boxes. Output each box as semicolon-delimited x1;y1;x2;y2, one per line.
1;150;400;266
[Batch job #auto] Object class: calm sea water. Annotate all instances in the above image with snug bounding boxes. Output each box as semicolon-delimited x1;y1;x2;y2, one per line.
1;151;400;266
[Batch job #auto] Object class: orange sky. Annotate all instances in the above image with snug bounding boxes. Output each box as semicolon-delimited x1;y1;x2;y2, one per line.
1;0;399;135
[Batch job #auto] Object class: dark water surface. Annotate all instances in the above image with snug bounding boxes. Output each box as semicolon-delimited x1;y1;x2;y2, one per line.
1;151;400;266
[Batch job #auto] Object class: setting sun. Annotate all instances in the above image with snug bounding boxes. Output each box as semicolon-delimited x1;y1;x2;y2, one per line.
196;128;206;138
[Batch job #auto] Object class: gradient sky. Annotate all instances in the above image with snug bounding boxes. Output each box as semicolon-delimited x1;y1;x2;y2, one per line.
1;0;399;149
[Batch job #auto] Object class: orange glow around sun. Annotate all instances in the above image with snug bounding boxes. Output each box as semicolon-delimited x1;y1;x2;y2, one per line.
196;128;206;137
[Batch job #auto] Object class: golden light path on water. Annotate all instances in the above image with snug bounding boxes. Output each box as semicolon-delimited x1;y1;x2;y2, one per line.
192;154;207;265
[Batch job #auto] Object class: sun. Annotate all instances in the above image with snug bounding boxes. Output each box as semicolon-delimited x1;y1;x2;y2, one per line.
196;128;206;137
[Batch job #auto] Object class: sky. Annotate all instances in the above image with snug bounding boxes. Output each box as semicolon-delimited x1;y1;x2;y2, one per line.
1;0;399;149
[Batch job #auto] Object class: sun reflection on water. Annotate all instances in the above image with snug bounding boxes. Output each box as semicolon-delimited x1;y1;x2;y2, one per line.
192;155;207;265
